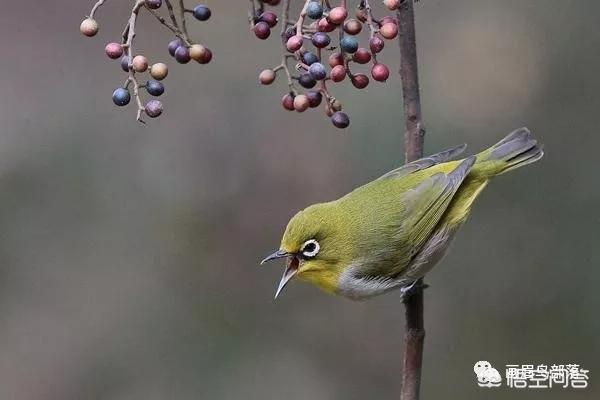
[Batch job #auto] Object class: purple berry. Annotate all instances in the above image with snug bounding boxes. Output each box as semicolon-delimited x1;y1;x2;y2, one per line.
311;32;331;48
308;62;327;81
259;11;278;28
168;39;184;57
306;90;322;108
174;46;191;63
145;100;163;118
298;73;317;89
254;21;271;40
302;51;319;65
144;0;162;9
331;111;350;128
120;55;130;72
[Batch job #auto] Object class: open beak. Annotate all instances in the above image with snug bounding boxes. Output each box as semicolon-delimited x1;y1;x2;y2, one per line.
274;256;299;299
260;249;290;265
260;249;299;299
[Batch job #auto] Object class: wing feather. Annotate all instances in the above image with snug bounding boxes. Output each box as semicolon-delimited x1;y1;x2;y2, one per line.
378;143;467;180
385;155;476;277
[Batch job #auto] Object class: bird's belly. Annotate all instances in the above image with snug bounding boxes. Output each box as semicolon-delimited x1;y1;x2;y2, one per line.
336;264;408;300
336;225;458;300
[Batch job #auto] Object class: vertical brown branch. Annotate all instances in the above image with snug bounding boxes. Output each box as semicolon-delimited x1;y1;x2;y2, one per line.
397;1;425;400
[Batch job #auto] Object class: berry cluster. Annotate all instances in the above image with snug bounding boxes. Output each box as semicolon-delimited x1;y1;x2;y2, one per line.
80;0;213;122
251;0;401;129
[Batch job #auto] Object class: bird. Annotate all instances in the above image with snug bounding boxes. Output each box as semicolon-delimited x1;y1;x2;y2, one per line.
261;128;543;300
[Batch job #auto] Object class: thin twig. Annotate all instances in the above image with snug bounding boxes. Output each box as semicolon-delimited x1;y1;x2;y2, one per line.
89;0;108;18
397;2;426;399
145;7;190;44
124;0;147;122
177;0;189;39
163;0;180;30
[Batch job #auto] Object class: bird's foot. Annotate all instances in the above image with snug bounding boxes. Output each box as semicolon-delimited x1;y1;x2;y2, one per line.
399;279;429;299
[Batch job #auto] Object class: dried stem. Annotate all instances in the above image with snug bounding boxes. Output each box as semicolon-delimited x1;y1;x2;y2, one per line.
397;2;426;400
123;0;147;122
177;0;189;39
163;0;180;30
145;7;190;44
89;0;108;18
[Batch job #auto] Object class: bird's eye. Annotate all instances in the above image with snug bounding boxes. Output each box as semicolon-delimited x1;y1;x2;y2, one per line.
301;239;320;258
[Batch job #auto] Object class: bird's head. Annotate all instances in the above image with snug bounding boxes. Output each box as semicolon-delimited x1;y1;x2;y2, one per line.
261;203;349;298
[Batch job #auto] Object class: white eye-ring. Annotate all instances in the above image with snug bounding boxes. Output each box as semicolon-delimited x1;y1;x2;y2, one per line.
301;239;320;258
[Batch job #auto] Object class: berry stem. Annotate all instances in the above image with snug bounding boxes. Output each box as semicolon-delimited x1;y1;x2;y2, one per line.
362;0;379;63
89;0;108;19
124;0;147;122
163;0;181;32
248;0;264;29
177;0;190;39
145;7;190;44
295;0;312;37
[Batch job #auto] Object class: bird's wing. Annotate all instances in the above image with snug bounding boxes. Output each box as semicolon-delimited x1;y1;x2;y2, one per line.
385;155;476;277
377;143;467;180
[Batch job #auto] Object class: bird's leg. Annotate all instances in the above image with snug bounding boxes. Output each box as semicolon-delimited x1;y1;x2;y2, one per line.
399;279;429;299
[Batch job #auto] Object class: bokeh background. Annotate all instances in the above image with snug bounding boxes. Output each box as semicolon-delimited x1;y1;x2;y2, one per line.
0;1;598;399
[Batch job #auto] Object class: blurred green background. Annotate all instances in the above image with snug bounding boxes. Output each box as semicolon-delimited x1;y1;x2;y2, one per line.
0;1;598;399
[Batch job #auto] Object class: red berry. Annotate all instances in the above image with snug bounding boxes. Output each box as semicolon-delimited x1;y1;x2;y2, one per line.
380;23;399;40
330;65;347;82
286;35;303;52
343;19;362;35
132;55;149;72
351;73;369;89
352;48;371;64
105;42;123;59
383;0;401;11
254;22;271;40
259;11;278;28
145;0;162;9
259;69;276;85
196;47;212;64
293;94;310;112
369;36;385;53
379;16;398;26
327;7;348;25
282;93;295;111
328;52;344;68
317;18;336;32
371;63;390;82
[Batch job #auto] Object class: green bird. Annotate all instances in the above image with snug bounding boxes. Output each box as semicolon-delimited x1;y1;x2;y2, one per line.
262;128;543;300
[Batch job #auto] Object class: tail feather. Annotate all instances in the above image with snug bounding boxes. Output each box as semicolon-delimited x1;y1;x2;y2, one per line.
475;127;544;177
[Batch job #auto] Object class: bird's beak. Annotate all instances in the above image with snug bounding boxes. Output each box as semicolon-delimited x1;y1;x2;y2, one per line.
260;249;290;265
274;256;299;299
